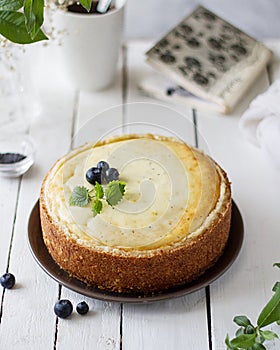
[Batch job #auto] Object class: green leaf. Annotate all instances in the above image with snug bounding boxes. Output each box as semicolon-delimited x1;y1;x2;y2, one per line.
0;10;47;44
24;0;44;39
118;181;126;195
272;282;280;292
259;333;265;344
105;181;126;207
230;333;257;348
95;182;104;200
69;186;90;207
225;334;238;350
252;343;266;350
92;199;102;217
79;0;92;12
257;282;280;328
0;0;23;11
273;263;280;269
234;316;253;327
260;330;278;340
236;327;245;337
245;325;256;334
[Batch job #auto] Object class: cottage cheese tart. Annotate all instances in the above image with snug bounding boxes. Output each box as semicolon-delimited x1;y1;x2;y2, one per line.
40;134;231;293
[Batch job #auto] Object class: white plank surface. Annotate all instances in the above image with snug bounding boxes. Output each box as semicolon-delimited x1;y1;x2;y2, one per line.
0;38;279;350
123;294;208;350
55;58;125;350
57;290;121;350
196;70;280;349
122;40;210;350
0;178;20;277
0;88;76;349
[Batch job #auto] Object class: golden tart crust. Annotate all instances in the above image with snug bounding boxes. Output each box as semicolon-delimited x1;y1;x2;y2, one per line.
40;134;232;293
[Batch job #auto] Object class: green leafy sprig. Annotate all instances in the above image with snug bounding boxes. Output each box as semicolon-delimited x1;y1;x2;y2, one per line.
226;263;280;350
0;0;91;44
69;180;126;216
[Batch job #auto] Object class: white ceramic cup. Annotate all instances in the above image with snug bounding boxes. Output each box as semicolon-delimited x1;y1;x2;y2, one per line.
54;0;126;91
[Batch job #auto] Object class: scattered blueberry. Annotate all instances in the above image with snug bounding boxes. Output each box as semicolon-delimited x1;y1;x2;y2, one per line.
76;301;89;315
86;167;101;185
105;168;119;182
54;299;73;319
97;160;109;172
0;273;15;289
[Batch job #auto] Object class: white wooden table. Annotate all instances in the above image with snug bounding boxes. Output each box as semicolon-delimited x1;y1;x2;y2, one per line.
0;40;279;350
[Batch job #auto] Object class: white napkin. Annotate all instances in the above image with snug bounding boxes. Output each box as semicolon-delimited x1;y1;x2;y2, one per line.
239;80;280;169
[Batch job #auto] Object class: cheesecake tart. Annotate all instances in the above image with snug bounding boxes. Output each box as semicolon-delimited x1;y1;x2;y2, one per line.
40;134;232;293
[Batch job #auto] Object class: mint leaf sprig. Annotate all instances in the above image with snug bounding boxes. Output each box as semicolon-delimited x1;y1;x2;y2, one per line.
226;263;280;350
69;186;91;207
69;181;126;216
91;182;104;216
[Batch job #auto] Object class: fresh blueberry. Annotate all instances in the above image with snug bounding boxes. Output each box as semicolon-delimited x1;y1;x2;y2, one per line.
97;161;110;184
0;273;15;289
97;160;109;171
76;301;89;315
54;299;73;319
105;168;119;182
86;167;101;185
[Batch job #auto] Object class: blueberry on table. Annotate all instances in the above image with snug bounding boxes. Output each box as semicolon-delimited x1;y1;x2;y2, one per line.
86;167;101;185
0;273;15;289
76;301;89;315
105;168;119;182
97;160;109;171
54;300;73;319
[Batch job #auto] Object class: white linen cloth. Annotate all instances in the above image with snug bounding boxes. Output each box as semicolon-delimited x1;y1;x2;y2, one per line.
239;43;280;170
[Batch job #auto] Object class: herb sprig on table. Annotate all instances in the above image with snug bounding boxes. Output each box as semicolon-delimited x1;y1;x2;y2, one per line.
69;180;126;216
226;263;280;350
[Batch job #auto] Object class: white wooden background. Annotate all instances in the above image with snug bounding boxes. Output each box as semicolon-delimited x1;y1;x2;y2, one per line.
125;0;280;40
0;40;279;350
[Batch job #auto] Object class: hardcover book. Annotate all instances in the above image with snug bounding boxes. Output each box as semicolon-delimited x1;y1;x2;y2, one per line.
145;6;272;113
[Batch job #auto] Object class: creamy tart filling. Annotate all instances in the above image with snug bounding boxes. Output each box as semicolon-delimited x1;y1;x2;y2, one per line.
44;136;222;251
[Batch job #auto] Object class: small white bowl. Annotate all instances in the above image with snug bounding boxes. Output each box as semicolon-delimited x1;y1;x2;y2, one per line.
0;135;35;177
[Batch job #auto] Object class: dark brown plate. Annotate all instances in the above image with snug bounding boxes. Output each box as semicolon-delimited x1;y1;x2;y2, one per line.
28;200;243;303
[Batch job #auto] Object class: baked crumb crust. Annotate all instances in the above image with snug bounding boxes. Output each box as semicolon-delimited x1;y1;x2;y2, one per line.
39;135;232;293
